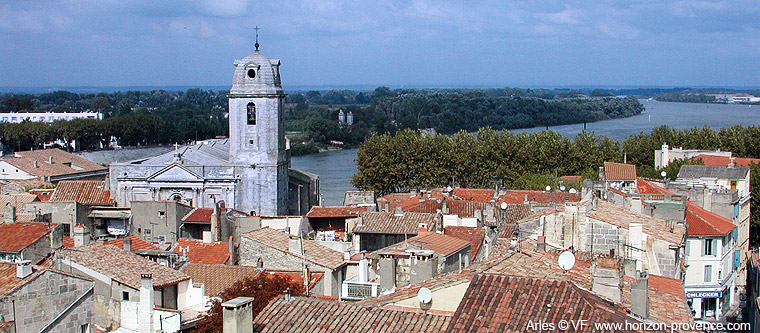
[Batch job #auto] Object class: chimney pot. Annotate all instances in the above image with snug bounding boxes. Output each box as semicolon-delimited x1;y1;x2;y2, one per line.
222;297;255;333
631;271;650;319
202;231;212;244
123;237;133;252
16;260;33;279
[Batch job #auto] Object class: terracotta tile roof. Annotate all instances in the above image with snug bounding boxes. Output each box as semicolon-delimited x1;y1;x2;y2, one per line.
498;190;580;205
406;200;490;219
0;222;55;253
0;193;37;223
686;202;736;236
693;154;760;167
182;263;261;297
407;232;471;257
451;188;494;202
444;227;485;259
104;235;159;251
603;161;637;181
48;180;114;205
560;175;583;182
1;148;106;178
632;274;694;325
0;262;45;296
636;178;675;195
588;200;685;244
355;212;438;234
491;203;533;228
182;208;214;223
447;274;637;332
28;188;53;202
254;296;451;332
306;206;368;218
265;270;324;293
62;244;190;289
63;236;74;248
174;238;233;264
243;227;345;269
376;192;413;212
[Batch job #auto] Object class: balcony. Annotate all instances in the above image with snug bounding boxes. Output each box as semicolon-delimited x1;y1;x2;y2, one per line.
341;276;379;301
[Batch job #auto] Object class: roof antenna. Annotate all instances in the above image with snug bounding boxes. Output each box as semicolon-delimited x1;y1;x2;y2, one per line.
254;26;260;52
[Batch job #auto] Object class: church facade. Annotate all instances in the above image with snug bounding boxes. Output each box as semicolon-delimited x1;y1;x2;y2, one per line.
109;45;319;216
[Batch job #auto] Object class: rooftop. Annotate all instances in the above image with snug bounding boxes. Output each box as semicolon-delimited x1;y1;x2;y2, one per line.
104;235;159;251
444;227;485;259
306;206;368;218
175;238;233;264
0;222;55;253
498;190;580;205
678;165;749;180
254;296;451;332
0;148;107;179
603;161;637;181
182;208;214;223
0;193;38;223
243;227;345;269
693;154;760;167
407;232;471;257
181;263;260;297
61;244;190;289
355;212;438;235
48;180;114;205
686;201;736;236
0;262;45;296
588;200;685;244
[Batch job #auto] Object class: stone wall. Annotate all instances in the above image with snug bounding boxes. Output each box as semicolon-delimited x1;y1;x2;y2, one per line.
0;270;94;333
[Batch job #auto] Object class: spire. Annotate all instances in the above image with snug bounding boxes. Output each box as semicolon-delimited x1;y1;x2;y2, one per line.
254;26;260;52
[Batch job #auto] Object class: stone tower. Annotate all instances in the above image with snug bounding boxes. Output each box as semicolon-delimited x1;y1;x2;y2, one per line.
228;44;289;216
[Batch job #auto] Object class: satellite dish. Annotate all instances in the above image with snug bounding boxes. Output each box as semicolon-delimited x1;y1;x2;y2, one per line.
545;185;552;192
558;251;576;271
446;186;452;192
568;188;578;194
560;185;566;191
661;171;667;177
500;202;508;210
418;287;432;304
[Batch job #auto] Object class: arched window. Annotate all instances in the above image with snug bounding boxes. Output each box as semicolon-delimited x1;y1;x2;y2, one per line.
247;102;256;125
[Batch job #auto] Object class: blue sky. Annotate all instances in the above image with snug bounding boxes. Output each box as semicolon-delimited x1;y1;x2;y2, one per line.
1;0;758;88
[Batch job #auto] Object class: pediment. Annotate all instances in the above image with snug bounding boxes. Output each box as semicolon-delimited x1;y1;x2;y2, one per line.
147;164;203;182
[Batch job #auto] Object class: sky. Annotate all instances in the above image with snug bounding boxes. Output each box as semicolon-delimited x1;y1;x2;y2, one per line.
0;0;758;88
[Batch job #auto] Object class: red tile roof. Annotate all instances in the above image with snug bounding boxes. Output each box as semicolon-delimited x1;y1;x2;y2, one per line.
62;244;190;289
63;236;75;248
0;148;106;179
0;262;45;296
355;212;439;234
104;235;159;251
0;193;37;223
243;227;345;269
560;175;583;182
686;202;736;236
175;238;233;264
636;178;675;195
0;222;55;253
182;208;214;223
444;227;485;258
49;180;114;205
265;270;324;293
182;263;261;296
407;232;471;257
693;154;760;167
603;161;637;181
306;206;368;218
498;190;580;205
254;296;451;332
451;188;494;202
447;274;637;332
28;188;53;202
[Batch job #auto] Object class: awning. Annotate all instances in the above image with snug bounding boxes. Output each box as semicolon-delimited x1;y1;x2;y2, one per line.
88;210;131;219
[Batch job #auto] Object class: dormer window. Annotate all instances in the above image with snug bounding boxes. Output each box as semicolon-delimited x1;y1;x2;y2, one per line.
247;103;256;125
247;69;256;79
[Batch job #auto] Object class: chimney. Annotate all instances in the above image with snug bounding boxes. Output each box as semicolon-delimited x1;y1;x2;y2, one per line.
591;257;623;303
16;260;33;279
48;156;53;164
222;297;255;333
728;157;736;168
631;271;650;319
629;222;643;271
4;205;16;224
442;200;449;214
123;237;133;252
202;231;213;244
228;236;236;265
629;197;642;214
288;237;303;256
73;224;89;247
33;160;39;168
359;257;369;283
537;236;546;252
138;274;155;333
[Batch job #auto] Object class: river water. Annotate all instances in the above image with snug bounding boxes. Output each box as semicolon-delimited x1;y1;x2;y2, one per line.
292;100;760;205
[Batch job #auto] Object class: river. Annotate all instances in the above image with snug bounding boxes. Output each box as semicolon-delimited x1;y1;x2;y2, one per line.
292;100;760;205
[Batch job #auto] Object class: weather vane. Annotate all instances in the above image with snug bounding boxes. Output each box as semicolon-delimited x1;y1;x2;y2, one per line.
254;26;260;51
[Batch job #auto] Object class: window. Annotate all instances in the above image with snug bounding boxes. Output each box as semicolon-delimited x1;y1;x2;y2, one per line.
247;102;256;125
80;323;89;333
247;69;256;79
144;228;152;241
62;223;71;236
704;265;713;283
122;291;129;300
158;211;166;217
704;239;715;256
730;181;737;190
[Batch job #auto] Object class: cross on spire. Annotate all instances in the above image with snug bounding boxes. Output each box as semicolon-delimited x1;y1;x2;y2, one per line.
254;26;260;51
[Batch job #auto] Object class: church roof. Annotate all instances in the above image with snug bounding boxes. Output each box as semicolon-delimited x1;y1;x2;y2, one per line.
136;139;230;166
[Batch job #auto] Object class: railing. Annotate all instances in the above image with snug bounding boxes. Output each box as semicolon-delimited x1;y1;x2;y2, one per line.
341;278;379;300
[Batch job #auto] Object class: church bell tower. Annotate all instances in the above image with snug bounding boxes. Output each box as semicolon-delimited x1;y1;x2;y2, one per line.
228;36;289;216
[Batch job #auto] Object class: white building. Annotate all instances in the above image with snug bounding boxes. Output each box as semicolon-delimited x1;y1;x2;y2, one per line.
655;143;732;169
109;42;319;216
683;202;739;320
0;111;102;123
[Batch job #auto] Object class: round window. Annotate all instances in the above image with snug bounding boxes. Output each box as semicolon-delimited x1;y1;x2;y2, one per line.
247;69;256;79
